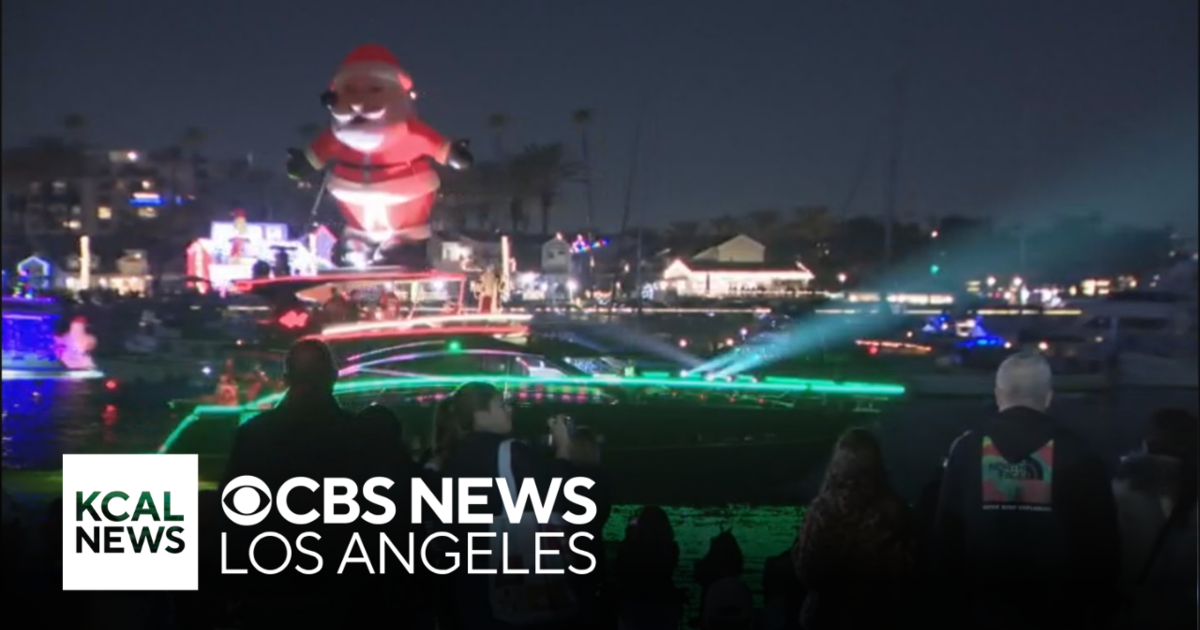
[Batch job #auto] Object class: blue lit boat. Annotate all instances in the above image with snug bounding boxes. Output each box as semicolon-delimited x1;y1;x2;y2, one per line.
1;296;103;381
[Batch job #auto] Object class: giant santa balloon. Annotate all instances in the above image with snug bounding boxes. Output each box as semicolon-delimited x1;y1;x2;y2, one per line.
287;44;472;267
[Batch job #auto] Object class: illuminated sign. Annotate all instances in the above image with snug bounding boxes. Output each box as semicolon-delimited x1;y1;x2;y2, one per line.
130;192;163;206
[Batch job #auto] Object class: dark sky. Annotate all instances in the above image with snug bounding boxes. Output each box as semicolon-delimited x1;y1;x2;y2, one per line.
3;0;1196;233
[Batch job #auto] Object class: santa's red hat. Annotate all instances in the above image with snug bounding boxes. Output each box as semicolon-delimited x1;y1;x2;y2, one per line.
332;44;413;91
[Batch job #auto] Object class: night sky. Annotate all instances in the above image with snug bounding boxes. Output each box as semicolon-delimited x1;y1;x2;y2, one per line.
3;0;1196;232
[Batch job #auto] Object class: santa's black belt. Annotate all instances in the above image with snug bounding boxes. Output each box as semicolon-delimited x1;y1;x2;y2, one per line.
334;160;414;172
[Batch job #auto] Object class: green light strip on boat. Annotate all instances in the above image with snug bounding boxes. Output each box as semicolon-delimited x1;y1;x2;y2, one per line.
159;373;904;454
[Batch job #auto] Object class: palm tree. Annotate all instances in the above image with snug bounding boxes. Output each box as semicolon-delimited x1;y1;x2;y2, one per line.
179;127;208;156
747;209;781;240
439;163;504;231
62;113;88;147
709;215;741;236
790;206;836;241
507;143;580;235
507;197;528;233
157;127;208;215
60;114;90;194
572;108;597;231
504;150;535;233
664;220;702;242
486;113;509;159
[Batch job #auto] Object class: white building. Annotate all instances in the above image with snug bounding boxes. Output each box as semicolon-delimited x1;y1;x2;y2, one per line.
541;236;572;273
429;231;506;272
658;234;814;298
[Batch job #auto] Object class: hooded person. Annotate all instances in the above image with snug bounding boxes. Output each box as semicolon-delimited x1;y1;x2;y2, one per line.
287;44;473;268
933;351;1122;630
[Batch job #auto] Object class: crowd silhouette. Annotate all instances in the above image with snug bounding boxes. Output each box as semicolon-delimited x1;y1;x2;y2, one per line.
1;344;1196;629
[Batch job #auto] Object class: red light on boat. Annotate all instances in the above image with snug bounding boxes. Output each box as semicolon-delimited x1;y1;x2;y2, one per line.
104;379;118;390
279;310;310;329
312;325;527;342
868;346;879;355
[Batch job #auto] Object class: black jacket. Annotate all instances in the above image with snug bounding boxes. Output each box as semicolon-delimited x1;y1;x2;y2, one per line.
437;431;588;528
934;406;1121;628
435;431;603;628
1112;453;1198;629
212;395;422;605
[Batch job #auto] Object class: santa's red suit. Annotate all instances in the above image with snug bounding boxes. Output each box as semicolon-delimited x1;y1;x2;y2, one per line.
228;210;251;260
300;45;456;251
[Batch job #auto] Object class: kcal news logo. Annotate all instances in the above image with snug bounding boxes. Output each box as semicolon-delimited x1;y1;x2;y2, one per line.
220;475;598;577
62;454;199;591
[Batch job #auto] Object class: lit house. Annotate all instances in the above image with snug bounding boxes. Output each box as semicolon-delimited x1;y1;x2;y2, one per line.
429;230;506;272
657;234;814;298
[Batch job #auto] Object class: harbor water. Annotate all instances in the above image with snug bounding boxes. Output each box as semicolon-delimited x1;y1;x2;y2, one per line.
3;376;1196;608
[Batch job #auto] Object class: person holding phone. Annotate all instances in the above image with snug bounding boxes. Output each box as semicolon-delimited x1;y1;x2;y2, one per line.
430;382;603;630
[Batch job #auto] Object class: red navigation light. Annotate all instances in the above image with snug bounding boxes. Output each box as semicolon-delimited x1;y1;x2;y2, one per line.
104;379;118;391
868;346;879;356
278;310;310;329
312;325;527;342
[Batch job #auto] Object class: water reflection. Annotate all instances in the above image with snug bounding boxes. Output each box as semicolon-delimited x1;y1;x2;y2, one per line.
4;380;79;469
3;372;1196;482
3;379;189;470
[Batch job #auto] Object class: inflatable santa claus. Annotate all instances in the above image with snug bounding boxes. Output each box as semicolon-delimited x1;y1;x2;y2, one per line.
54;316;97;371
287;44;472;268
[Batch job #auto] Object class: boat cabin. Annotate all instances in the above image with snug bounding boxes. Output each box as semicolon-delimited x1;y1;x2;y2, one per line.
231;268;471;340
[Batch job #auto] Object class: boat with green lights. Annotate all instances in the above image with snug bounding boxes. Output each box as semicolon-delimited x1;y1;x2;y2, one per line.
158;270;907;502
162;321;906;504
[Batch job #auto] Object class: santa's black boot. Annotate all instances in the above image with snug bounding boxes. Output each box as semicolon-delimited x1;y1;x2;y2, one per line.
375;240;431;271
340;238;374;268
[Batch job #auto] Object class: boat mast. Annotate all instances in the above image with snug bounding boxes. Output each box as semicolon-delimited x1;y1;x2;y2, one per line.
883;72;906;274
619;100;647;319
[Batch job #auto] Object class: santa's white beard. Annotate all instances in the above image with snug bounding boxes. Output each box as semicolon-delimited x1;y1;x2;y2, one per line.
334;125;388;152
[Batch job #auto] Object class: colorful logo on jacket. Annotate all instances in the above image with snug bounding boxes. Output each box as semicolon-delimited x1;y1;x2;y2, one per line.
980;436;1053;512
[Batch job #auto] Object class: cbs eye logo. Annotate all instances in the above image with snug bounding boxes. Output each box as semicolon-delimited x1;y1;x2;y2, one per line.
221;476;272;526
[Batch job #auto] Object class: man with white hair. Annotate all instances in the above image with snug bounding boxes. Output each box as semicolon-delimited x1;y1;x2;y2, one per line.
933;351;1120;629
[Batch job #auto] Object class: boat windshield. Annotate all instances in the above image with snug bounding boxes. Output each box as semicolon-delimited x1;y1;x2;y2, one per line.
338;339;586;380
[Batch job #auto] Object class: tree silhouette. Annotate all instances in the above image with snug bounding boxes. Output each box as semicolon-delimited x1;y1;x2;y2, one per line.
572;108;597;231
709;215;742;235
486;113;509;159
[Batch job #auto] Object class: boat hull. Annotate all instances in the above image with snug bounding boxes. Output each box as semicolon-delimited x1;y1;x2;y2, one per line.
906;371;1111;397
1118;354;1199;389
164;398;887;505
